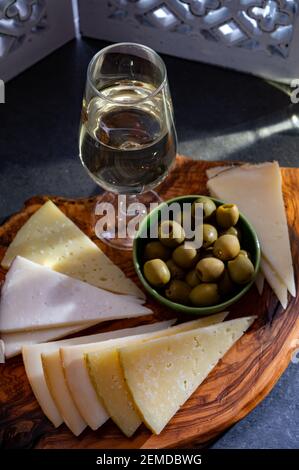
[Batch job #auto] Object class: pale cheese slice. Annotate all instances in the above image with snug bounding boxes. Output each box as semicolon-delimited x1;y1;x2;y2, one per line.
255;270;265;296
120;316;256;434
86;312;229;437
2;321;98;358
1;200;144;298
260;257;288;309
207;162;295;301
41;321;171;436
42;350;86;436
61;315;227;432
0;256;151;333
22;321;171;429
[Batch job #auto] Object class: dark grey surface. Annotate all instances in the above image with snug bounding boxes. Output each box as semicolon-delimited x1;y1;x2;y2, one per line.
0;38;298;449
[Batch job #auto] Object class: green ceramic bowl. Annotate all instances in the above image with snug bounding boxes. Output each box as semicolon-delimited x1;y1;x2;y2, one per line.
133;195;261;315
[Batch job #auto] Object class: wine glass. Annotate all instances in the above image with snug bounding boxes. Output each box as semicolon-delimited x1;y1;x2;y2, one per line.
79;43;177;250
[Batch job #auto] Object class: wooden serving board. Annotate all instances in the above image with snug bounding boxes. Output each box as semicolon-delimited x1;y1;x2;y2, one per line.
0;156;298;449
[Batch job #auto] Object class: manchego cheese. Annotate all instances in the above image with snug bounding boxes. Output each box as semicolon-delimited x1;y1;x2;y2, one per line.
1;200;144;298
119;316;255;435
85;312;229;437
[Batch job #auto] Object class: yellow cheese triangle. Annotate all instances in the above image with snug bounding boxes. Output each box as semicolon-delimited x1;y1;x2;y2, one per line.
1;200;144;298
207;162;295;300
119;316;255;435
86;312;229;437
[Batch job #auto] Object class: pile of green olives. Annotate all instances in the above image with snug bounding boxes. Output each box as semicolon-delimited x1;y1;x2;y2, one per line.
142;197;255;307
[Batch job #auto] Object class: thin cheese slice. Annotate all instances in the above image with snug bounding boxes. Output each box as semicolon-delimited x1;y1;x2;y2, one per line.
255;270;265;296
260;257;288;309
0;256;151;333
2;321;98;358
120;316;256;434
61;314;227;432
42;350;86;436
207;162;295;301
1;200;144;298
86;312;229;437
22;321;171;429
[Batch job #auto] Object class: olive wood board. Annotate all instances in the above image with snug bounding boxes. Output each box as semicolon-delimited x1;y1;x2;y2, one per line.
0;155;298;449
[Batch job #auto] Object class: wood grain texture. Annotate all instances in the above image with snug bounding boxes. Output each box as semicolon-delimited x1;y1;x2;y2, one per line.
0;156;298;449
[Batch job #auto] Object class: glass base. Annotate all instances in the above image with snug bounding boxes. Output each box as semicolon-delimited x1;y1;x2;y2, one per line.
93;191;163;250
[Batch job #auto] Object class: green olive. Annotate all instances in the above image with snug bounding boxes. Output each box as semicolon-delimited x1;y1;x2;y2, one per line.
219;269;235;296
196;257;225;282
185;269;200;288
191;196;216;220
239;249;250;258
224;226;241;239
228;255;255;284
216;204;239;229
213;234;240;261
143;259;170;287
189;283;220;306
165;280;191;304
172;245;198;269
144;241;171;261
166;259;185;280
202;224;218;248
158;220;185;248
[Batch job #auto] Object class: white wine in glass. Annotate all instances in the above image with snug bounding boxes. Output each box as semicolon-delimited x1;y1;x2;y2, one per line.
79;43;177;250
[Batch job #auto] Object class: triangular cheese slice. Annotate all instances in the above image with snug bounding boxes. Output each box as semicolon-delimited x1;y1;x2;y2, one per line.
119;316;255;434
22;321;172;430
1;200;144;298
207;162;295;300
86;312;228;437
0;256;151;333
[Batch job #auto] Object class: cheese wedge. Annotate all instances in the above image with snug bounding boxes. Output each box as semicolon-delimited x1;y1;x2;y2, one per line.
86;312;229;437
61;314;227;432
22;321;172;429
255;270;265;296
260;257;288;309
2;322;98;358
120;316;256;434
0;256;151;333
1;200;144;298
207;162;295;302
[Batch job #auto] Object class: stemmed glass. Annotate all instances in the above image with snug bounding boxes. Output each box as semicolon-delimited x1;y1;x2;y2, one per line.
79;43;177;250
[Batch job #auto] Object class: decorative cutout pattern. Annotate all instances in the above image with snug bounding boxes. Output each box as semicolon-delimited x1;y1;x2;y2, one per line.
0;0;47;58
107;0;299;58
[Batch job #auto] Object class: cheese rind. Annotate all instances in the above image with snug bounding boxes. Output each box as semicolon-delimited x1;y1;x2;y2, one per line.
22;321;172;428
0;257;151;333
119;316;256;434
207;162;295;302
260;257;288;309
1;200;144;298
2;322;98;358
86;312;229;437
